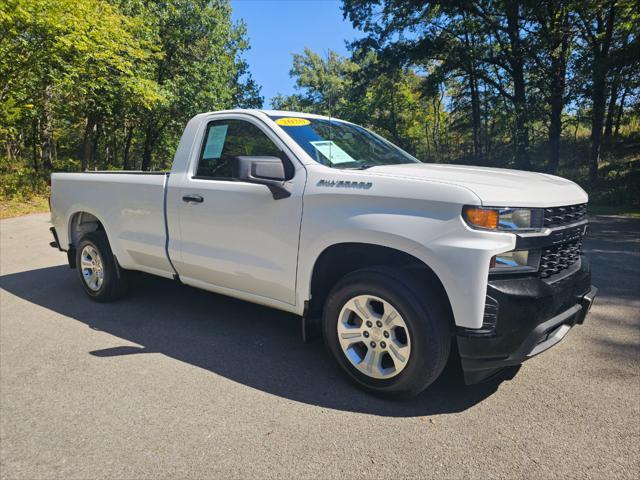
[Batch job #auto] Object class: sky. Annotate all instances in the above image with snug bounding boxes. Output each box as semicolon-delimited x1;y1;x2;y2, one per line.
230;0;361;108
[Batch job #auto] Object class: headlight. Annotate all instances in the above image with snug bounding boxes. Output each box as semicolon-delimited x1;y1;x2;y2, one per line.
462;206;544;273
462;206;543;231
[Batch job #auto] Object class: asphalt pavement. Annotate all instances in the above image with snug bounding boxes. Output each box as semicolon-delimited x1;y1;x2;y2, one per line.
0;213;638;479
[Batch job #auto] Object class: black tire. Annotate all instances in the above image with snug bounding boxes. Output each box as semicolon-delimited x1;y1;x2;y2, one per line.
322;266;451;399
76;230;129;302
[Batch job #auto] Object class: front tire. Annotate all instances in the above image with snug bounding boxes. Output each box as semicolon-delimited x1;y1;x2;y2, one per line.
76;231;128;302
322;267;451;398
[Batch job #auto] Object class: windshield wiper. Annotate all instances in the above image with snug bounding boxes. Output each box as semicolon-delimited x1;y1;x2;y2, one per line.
345;163;374;170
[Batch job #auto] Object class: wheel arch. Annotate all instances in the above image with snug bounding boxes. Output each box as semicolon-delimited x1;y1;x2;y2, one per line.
305;242;455;332
68;211;107;248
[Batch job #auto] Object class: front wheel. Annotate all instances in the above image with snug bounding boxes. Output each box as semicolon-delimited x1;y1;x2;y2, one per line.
322;267;451;398
76;231;128;302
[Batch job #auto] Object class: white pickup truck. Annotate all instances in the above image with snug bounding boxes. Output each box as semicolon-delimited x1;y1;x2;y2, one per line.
50;109;597;398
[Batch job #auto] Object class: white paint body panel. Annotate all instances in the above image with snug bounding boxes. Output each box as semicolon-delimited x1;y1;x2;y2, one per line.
166;112;305;307
50;173;174;279
295;164;515;328
50;109;589;329
360;163;588;208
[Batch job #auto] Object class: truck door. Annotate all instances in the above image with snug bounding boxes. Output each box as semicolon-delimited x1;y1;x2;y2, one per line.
166;115;305;307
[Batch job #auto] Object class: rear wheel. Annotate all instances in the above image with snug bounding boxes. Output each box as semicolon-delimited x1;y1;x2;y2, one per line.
322;267;450;398
76;231;128;302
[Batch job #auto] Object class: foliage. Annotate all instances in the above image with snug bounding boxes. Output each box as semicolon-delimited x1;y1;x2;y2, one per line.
0;0;262;183
0;194;49;219
300;0;639;182
272;44;639;206
271;0;639;205
1;0;639;212
271;48;451;159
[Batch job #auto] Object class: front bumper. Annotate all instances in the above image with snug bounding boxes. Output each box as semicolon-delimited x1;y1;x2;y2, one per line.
457;256;597;384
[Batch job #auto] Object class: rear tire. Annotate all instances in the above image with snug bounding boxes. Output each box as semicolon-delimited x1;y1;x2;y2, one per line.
322;266;451;399
76;231;129;302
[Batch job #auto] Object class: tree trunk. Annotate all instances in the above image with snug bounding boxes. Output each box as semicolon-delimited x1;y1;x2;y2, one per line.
32;119;39;174
505;0;530;170
432;95;442;161
141;122;155;171
590;72;608;180
588;1;616;182
110;130;118;168
482;81;491;158
614;84;628;136
92;122;101;170
41;84;54;171
470;72;482;163
548;92;563;174
81;115;96;171
512;70;529;170
123;124;134;170
424;120;431;160
463;24;482;163
547;15;569;175
604;72;620;141
389;81;400;146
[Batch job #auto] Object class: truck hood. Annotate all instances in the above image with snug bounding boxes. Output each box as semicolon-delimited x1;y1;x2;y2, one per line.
366;163;588;207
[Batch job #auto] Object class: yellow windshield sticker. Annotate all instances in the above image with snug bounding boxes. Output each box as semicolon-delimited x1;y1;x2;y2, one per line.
275;117;311;127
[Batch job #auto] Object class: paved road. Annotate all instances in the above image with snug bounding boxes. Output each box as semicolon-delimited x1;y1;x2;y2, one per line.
1;213;638;479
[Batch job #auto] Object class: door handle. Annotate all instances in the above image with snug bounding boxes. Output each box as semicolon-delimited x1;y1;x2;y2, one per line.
182;194;204;203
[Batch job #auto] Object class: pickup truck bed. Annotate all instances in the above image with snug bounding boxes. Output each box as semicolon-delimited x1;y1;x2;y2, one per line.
51;172;174;278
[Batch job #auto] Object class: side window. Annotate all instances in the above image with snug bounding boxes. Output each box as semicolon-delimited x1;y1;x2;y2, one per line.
196;119;283;178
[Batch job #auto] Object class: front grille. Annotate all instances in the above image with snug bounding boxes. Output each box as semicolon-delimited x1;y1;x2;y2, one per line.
543;204;587;228
539;240;582;278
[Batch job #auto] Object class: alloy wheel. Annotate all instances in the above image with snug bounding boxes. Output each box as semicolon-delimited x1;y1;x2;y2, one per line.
337;294;411;379
80;245;104;292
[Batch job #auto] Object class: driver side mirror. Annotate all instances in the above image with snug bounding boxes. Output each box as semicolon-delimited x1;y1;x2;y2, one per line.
232;156;292;200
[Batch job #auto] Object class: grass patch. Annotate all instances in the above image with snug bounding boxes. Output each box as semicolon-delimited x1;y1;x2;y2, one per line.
1;164;50;219
558;135;640;210
0;195;49;219
588;205;640;218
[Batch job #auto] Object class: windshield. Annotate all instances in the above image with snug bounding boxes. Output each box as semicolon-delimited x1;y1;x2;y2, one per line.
269;116;420;169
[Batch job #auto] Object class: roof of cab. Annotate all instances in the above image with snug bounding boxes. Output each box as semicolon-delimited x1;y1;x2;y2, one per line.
259;109;345;121
193;109;347;123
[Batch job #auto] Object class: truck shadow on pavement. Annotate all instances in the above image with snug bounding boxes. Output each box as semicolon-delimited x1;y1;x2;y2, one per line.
0;265;518;417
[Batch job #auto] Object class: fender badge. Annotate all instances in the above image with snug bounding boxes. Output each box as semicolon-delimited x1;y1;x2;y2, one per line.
317;179;373;190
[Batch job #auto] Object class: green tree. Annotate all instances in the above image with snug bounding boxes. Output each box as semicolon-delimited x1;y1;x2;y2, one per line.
574;0;638;180
344;0;541;169
271;48;449;161
0;0;262;180
135;0;262;170
0;0;160;171
526;0;574;174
